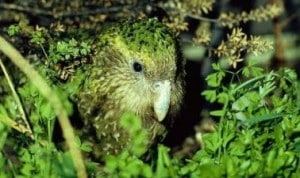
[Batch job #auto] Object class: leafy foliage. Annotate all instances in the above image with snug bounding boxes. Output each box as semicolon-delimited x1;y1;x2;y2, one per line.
199;64;300;177
0;0;299;177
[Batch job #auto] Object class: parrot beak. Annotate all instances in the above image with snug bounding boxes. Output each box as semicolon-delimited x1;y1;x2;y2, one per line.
153;80;171;122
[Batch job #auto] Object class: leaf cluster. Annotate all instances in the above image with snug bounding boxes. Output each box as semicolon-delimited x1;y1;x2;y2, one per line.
200;61;300;177
219;4;283;28
215;28;273;68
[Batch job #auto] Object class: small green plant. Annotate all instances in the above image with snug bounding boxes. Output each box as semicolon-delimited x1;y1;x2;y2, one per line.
196;62;300;177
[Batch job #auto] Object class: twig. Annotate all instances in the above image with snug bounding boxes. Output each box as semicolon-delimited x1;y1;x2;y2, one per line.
0;3;129;19
281;11;300;27
0;3;52;16
0;36;87;178
273;17;285;66
0;114;31;137
271;0;285;69
186;13;219;23
0;58;34;140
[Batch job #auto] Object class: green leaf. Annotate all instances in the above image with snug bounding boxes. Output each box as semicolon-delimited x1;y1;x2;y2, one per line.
210;110;225;117
7;24;20;36
39;101;55;120
156;145;173;177
80;42;91;55
205;71;225;87
212;63;221;71
57;41;68;54
217;92;229;104
201;90;217;103
242;66;250;77
246;113;285;125
120;113;142;133
251;66;264;77
30;31;45;44
80;142;93;152
68;38;78;47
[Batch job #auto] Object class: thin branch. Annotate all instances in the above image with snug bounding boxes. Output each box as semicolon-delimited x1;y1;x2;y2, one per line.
272;19;285;68
281;11;300;27
0;3;130;19
0;58;34;140
0;3;52;16
0;114;31;137
0;36;87;178
186;13;219;23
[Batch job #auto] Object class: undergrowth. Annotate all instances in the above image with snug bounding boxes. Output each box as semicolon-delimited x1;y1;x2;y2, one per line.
0;1;300;177
1;25;300;177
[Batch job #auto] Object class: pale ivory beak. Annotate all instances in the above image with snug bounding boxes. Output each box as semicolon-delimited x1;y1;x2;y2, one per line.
153;80;171;122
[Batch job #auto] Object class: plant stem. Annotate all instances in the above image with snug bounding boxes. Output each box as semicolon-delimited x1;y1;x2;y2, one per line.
0;36;87;178
0;58;34;140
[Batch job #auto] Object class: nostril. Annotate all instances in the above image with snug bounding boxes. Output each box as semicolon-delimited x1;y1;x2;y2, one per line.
154;80;171;90
154;83;161;89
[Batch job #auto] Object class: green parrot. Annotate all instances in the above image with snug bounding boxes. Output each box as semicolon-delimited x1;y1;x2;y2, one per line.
76;18;185;159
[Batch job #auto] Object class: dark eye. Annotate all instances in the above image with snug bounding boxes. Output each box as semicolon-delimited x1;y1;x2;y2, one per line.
133;61;143;72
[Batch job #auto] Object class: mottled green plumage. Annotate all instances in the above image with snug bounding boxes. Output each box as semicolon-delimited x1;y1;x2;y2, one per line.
77;18;185;160
101;19;176;58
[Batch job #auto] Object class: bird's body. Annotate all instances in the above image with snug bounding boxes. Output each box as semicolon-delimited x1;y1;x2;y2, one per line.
76;19;185;159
